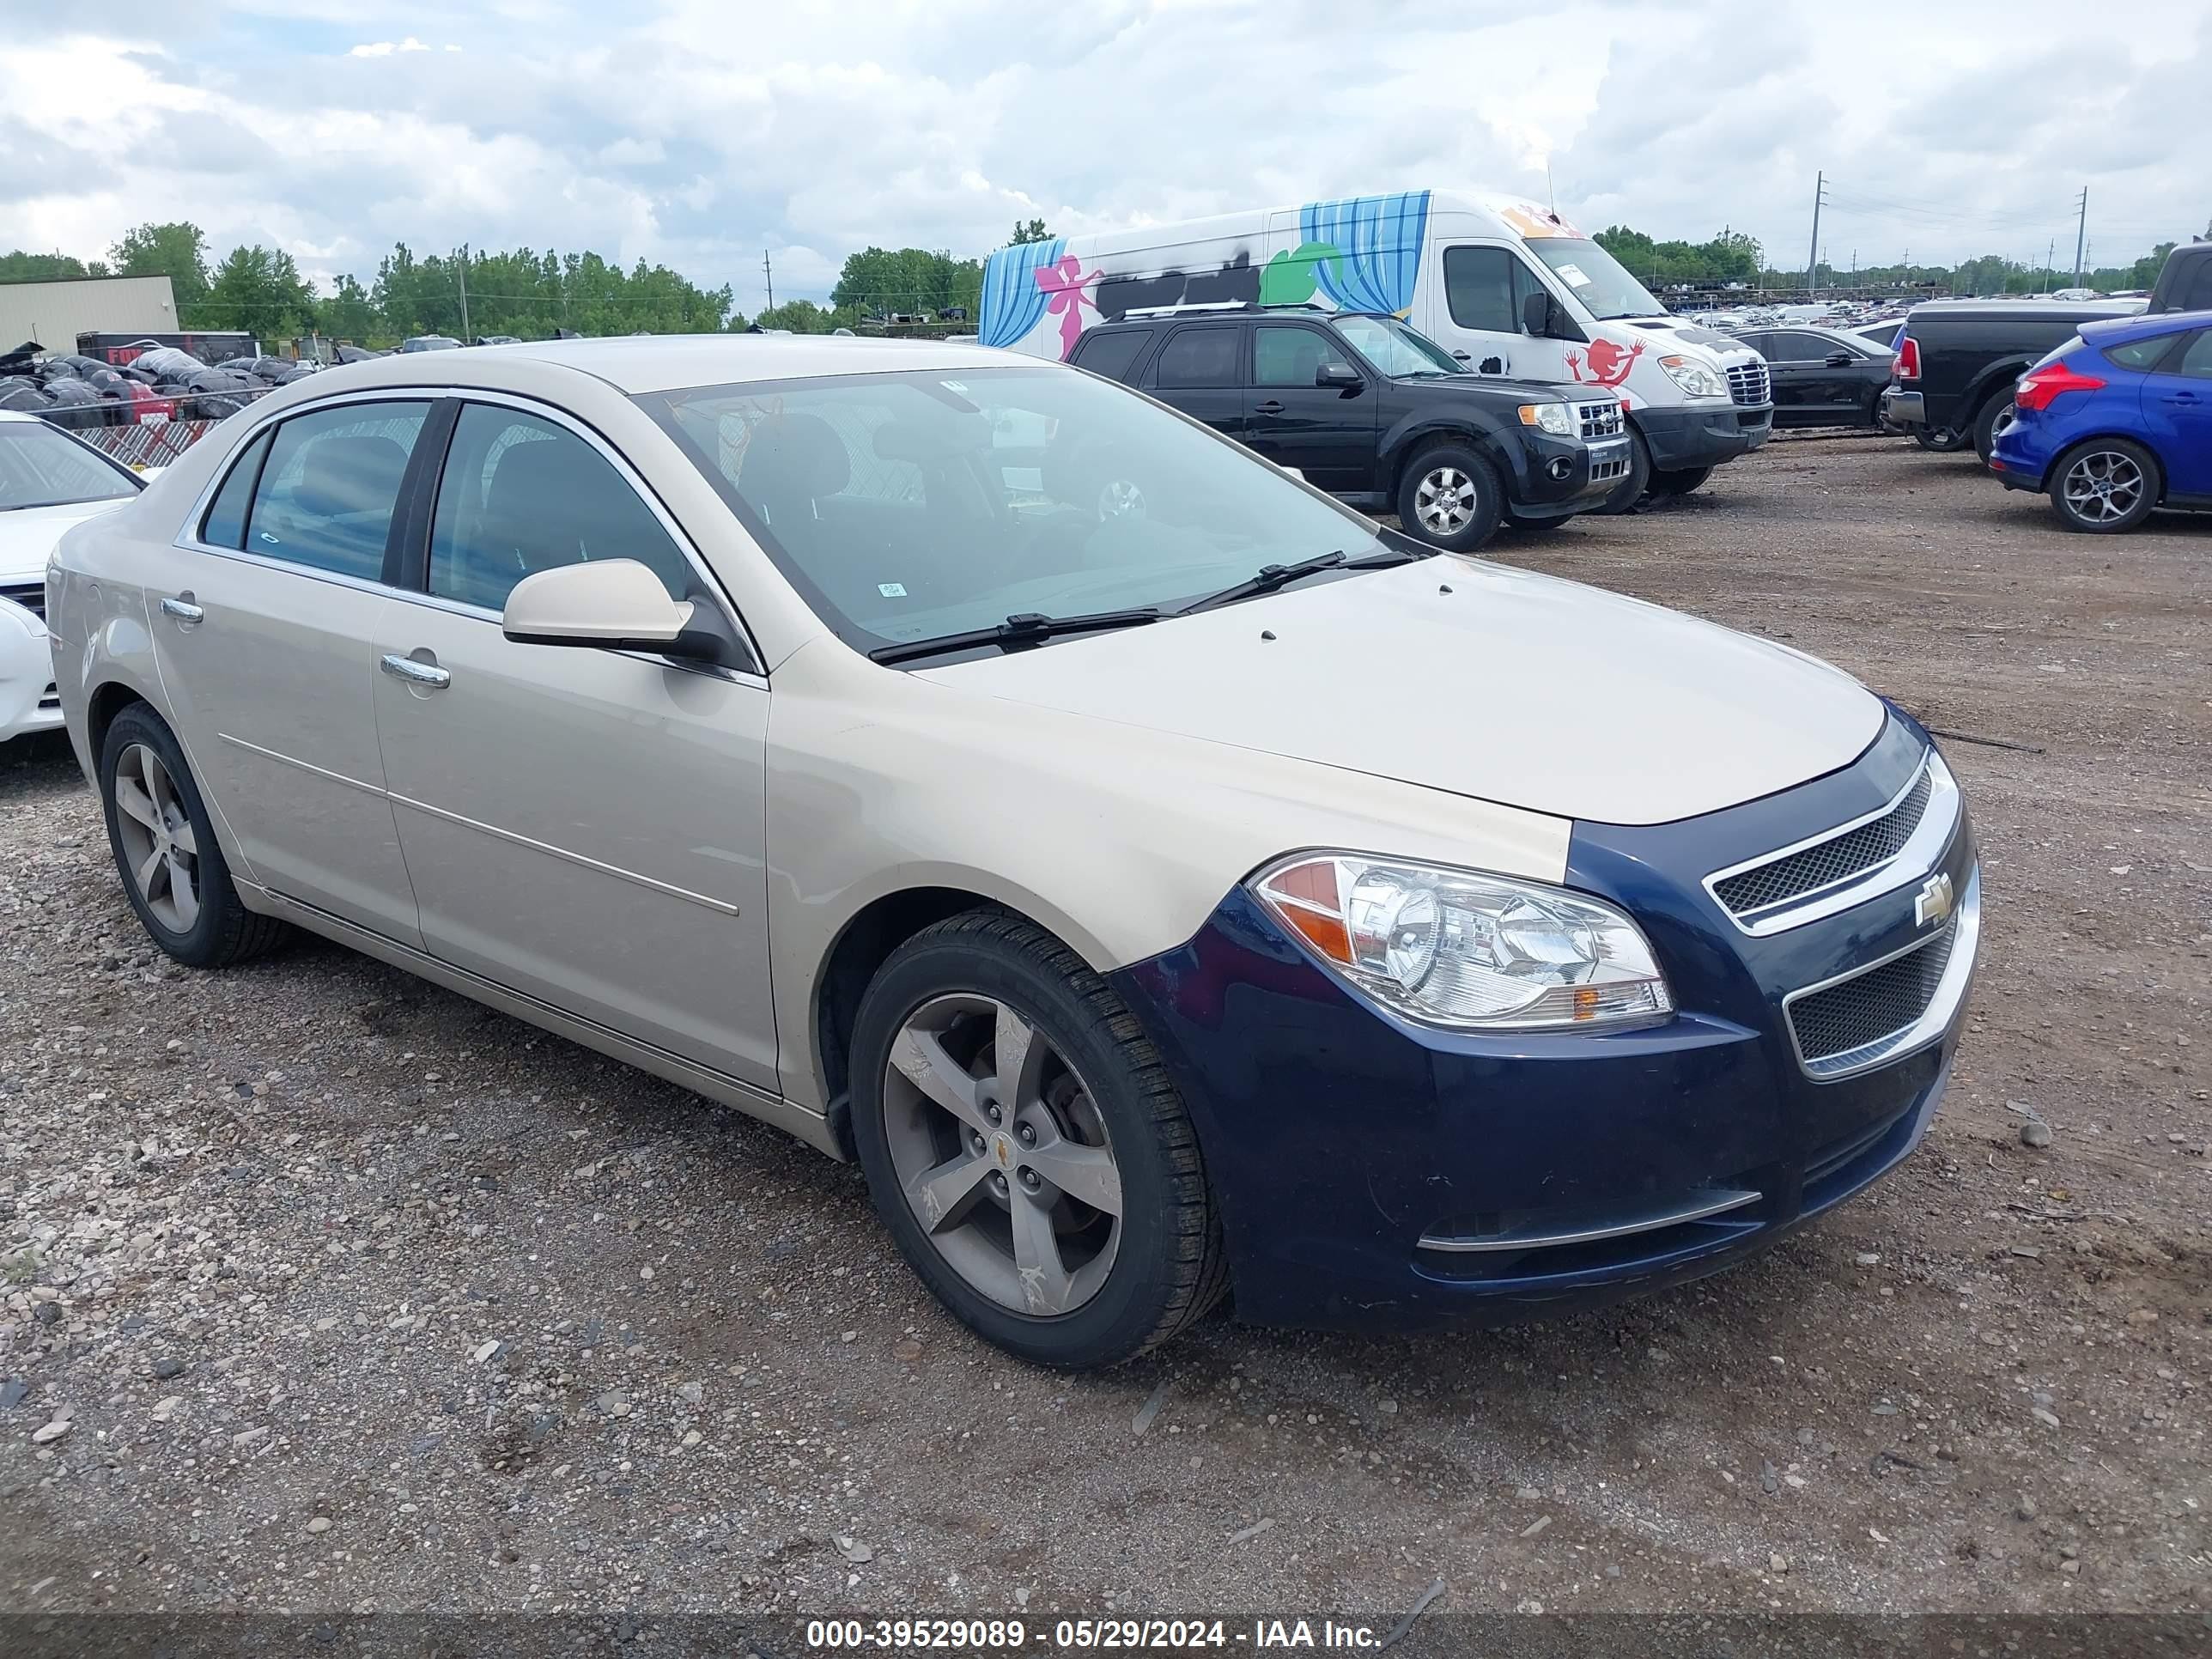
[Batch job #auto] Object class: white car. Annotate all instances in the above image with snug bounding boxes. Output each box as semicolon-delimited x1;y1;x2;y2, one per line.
1;411;143;744
47;337;1979;1367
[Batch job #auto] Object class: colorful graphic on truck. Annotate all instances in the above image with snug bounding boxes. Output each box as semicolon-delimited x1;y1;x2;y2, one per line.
1565;337;1648;409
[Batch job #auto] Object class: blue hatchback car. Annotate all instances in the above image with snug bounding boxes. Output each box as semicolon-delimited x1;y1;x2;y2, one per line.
1989;309;2212;532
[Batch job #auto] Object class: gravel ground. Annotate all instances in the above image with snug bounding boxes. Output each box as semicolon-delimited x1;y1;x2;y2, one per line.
2;434;2206;1629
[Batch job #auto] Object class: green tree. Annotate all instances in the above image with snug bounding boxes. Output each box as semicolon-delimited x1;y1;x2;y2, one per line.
1009;218;1053;246
200;245;319;339
108;222;212;319
830;246;982;319
321;274;380;343
748;300;837;333
0;250;92;283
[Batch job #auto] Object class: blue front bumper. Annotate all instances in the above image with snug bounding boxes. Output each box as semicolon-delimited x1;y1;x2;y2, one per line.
1110;715;1979;1332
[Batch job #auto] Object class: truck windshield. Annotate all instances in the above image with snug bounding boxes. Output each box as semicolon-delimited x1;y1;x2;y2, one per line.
1334;314;1466;378
0;422;140;511
1527;239;1668;322
641;366;1389;660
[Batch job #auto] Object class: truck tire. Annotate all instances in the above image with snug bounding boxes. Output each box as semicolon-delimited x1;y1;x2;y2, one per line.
1915;427;1967;453
1972;396;2015;464
1648;465;1712;497
1590;429;1651;514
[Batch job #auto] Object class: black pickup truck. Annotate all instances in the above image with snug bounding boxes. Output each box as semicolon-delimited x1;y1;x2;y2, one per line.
1881;244;2211;459
1880;297;2145;459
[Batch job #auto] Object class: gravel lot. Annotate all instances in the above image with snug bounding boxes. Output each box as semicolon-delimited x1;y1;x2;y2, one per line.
2;434;2206;1632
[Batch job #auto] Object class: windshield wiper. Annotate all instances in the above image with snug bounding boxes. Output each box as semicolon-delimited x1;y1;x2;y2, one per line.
867;606;1163;666
1177;544;1425;616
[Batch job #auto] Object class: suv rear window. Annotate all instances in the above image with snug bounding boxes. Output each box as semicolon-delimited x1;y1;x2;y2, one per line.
1070;328;1152;385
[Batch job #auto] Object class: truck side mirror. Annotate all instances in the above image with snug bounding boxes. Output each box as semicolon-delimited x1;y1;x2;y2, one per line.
1521;290;1553;338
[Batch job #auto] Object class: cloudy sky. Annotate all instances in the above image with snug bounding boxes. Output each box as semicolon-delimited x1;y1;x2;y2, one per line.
3;0;2202;305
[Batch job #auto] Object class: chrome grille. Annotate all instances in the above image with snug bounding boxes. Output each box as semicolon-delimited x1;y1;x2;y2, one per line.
1728;362;1770;406
1577;401;1623;440
1789;922;1956;1070
1588;449;1631;483
1713;764;1933;921
1;580;45;625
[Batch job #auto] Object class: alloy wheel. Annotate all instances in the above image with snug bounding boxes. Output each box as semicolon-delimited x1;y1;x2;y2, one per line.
1097;479;1146;521
1415;466;1477;534
882;994;1123;1317
2061;449;2145;525
112;743;201;933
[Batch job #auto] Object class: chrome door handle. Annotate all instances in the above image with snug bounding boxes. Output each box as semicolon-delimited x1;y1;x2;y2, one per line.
159;595;204;624
380;653;451;690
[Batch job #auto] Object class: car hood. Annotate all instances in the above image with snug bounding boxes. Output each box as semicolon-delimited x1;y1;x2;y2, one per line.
0;498;134;583
916;557;1886;826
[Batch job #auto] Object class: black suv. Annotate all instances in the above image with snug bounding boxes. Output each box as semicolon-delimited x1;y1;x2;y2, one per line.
1068;306;1630;551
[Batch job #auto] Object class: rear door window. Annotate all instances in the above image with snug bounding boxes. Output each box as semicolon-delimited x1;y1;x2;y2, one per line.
2175;331;2212;379
199;429;272;550
245;402;431;581
1152;325;1242;389
1070;328;1152;385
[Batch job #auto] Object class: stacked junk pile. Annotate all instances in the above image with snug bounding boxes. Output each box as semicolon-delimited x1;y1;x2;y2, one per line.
0;341;320;466
0;341;318;428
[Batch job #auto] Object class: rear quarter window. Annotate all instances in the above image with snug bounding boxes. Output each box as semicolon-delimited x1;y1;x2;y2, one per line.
2101;335;2171;370
1070;328;1152;385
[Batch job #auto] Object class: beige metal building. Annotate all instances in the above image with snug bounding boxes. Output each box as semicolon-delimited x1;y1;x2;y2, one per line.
0;274;179;352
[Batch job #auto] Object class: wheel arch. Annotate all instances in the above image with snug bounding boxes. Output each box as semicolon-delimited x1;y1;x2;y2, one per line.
2043;431;2168;500
1382;419;1519;498
806;879;1114;1154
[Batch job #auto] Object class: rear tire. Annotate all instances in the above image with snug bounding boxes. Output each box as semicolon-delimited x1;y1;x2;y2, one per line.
1591;429;1651;514
1394;442;1504;552
98;703;287;969
1972;395;2014;464
849;910;1228;1369
2047;438;2159;535
1647;465;1712;497
1916;427;1967;453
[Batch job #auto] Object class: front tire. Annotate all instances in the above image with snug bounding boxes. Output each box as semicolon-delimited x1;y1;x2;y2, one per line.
849;911;1228;1369
1395;442;1504;551
2048;438;2159;534
1647;465;1712;497
98;703;287;968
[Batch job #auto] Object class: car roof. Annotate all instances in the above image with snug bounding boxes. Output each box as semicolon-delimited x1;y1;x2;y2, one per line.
2081;307;2212;344
248;333;1042;399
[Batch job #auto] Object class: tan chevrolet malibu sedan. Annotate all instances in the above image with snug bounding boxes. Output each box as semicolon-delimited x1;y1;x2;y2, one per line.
46;337;1978;1368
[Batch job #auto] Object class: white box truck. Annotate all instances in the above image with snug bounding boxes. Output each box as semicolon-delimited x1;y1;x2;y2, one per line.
979;189;1774;508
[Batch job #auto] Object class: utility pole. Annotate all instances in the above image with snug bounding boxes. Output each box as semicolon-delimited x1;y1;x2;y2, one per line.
1806;171;1826;295
2072;187;2088;283
763;250;775;314
2044;237;2055;294
458;248;471;341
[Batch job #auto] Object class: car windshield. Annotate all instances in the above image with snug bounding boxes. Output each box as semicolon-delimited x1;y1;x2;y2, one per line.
641;366;1385;656
1526;238;1668;321
0;422;139;511
1334;314;1466;377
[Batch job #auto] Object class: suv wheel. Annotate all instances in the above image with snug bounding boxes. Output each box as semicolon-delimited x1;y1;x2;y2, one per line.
1915;427;1967;453
1395;442;1504;551
1648;465;1712;497
2049;438;2159;534
849;911;1228;1369
98;703;288;968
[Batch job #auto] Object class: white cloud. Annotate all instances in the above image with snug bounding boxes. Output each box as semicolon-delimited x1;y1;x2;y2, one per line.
2;0;2200;309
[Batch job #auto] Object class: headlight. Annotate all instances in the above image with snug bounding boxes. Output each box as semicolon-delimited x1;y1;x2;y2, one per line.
1516;402;1574;436
1251;854;1674;1031
1659;354;1728;399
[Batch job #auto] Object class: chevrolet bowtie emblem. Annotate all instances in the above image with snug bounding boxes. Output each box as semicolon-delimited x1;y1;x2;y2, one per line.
1915;872;1954;928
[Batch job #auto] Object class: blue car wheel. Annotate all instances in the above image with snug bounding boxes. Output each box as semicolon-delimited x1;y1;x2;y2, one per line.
2050;437;2159;534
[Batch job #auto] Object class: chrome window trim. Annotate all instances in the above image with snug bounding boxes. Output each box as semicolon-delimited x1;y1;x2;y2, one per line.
1782;863;1980;1081
1705;749;1958;936
167;382;769;678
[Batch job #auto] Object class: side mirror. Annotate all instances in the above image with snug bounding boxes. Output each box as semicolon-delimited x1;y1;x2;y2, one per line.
1521;289;1552;338
1826;350;1854;368
1316;361;1363;390
502;560;700;653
